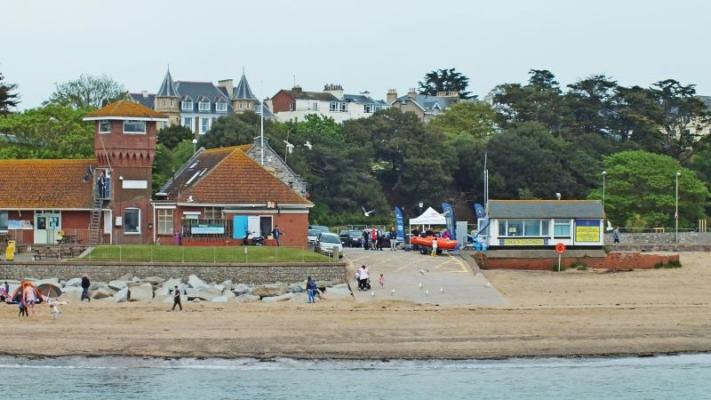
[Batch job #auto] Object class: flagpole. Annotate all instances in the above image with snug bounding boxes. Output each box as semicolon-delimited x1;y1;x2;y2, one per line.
260;97;264;166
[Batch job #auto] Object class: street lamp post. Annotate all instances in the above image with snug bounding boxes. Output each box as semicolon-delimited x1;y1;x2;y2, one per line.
602;170;607;222
675;171;681;244
192;138;198;154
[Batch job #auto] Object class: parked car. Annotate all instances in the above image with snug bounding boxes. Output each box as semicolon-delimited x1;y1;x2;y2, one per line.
315;232;343;258
309;225;330;234
339;230;363;247
307;229;320;246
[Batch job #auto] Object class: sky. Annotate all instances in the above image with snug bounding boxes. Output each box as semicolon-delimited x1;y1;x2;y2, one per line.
2;0;710;109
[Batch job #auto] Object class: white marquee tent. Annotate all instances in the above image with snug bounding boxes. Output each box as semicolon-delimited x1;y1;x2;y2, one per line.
409;207;447;226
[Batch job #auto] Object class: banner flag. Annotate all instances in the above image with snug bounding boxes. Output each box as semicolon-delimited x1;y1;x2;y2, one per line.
441;202;456;240
394;206;405;242
473;203;486;219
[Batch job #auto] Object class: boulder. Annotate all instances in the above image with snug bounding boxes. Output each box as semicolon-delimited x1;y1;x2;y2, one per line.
221;280;234;291
184;288;211;301
209;296;229;303
128;283;154;302
232;283;252;296
108;280;129;291
290;293;308;303
252;283;287;298
158;278;184;296
261;293;294;303
91;287;114;300
131;276;141;283
35;277;59;285
61;286;84;300
64;278;83;288
288;283;305;293
90;282;109;291
117;273;133;281
214;284;225;293
234;294;260;304
113;287;129;303
161;295;185;304
143;276;165;286
188;274;208;289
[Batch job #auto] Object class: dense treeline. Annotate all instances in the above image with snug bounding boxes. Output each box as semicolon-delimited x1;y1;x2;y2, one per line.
2;69;710;228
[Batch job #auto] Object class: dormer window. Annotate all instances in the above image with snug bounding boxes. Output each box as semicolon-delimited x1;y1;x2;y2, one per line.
216;102;228;113
99;120;111;134
198;101;210;112
123;120;146;134
181;100;193;111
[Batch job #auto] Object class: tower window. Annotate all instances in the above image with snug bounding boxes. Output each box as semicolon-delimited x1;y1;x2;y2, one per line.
123;120;146;134
99;120;111;134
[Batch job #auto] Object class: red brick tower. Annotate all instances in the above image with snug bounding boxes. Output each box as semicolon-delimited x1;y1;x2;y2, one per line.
84;101;168;244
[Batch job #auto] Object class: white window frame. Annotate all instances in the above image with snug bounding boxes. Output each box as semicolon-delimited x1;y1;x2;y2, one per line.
123;120;146;134
499;219;549;237
181;100;193;111
200;117;210;134
157;209;174;235
216;102;228;113
198;101;210;112
99;120;111;134
554;219;572;238
123;208;141;235
339;102;347;112
329;102;338;112
182;117;193;130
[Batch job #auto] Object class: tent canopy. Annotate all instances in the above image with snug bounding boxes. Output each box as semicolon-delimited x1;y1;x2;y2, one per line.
409;207;447;225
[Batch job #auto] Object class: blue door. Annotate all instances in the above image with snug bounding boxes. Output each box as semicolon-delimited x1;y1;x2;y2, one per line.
232;216;248;239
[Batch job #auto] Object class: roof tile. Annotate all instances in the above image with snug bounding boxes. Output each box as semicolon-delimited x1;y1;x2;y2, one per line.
85;100;167;119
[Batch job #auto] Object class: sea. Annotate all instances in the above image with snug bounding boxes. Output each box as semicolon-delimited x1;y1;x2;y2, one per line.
0;354;709;399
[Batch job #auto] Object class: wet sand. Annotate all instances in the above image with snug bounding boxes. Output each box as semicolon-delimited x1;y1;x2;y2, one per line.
1;253;710;360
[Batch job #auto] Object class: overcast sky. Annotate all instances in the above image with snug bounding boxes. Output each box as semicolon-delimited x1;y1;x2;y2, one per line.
2;0;709;109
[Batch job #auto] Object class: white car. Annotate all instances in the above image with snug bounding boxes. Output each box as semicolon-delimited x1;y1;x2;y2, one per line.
307;228;320;246
315;232;343;258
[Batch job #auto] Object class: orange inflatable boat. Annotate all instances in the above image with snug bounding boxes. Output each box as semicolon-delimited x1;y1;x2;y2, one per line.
410;235;458;250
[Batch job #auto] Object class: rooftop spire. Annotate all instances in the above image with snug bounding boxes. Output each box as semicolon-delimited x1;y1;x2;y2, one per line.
234;72;257;100
157;67;179;97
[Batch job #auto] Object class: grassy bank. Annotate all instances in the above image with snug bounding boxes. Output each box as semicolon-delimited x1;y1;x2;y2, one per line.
86;245;330;263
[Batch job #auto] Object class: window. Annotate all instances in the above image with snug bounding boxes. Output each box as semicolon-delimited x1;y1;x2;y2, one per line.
364;104;374;113
554;219;571;237
312;102;319;111
203;207;223;221
289;102;295;111
200;117;210;134
260;216;273;238
159;121;168;130
181;100;193;111
182;117;193;130
506;220;524;236
329;102;338;112
157;209;173;235
123;208;140;234
541;220;550;236
499;219;549;237
339;102;347;112
123;120;146;134
239;103;244;110
216;102;228;113
198;101;210;112
99;120;111;133
524;220;540;236
0;211;8;232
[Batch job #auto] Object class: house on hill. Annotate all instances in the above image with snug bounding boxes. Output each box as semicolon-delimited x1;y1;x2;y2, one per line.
386;88;461;123
0;100;311;247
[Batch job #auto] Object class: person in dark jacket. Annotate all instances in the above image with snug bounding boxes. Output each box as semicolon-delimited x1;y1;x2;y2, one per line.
81;275;91;302
362;229;369;250
306;276;317;304
171;285;182;311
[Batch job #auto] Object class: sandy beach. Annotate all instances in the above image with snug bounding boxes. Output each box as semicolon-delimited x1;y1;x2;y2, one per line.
1;253;710;360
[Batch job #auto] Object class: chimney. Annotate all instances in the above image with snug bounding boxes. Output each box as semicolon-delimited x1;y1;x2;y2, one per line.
217;79;234;97
407;88;417;99
386;89;398;105
323;83;344;100
141;90;149;98
292;85;303;95
436;90;459;98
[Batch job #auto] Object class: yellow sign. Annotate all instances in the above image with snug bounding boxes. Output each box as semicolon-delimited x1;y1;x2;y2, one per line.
575;225;600;242
503;238;545;246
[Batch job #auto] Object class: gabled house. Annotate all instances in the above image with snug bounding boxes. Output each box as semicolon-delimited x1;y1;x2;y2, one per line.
268;84;388;123
386;88;461;123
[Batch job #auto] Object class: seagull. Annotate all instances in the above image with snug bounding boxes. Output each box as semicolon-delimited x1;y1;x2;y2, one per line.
304;140;313;150
485;282;491;288
361;207;376;217
371;291;375;297
418;282;423;289
440;288;444;294
391;289;395;296
283;140;295;154
418;269;426;275
425;290;430;296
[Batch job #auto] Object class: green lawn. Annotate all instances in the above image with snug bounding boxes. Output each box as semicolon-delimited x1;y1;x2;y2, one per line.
86;245;330;263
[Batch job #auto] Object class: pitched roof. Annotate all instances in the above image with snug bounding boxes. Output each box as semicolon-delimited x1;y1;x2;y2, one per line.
128;92;156;109
160;147;311;206
396;94;459;112
283;89;339;102
157;69;179;97
0;159;96;209
84;100;167;120
488;200;604;219
234;74;257;100
175;81;232;113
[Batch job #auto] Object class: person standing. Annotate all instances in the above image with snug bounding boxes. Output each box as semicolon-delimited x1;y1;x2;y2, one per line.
379;273;385;288
272;225;282;247
431;237;438;256
171;285;182;311
389;228;397;251
613;227;621;245
306;276;317;303
362;229;369;250
96;171;105;198
80;275;91;302
370;227;377;250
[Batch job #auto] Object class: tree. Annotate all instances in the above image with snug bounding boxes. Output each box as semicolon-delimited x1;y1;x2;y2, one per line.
0;72;19;115
0;104;94;159
418;68;473;99
565;75;618;136
152;140;195;193
198;111;272;148
588;151;708;228
158;125;194;150
47;74;125;109
429;101;497;138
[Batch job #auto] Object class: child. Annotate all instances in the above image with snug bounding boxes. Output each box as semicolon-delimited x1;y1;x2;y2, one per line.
431;237;438;256
379;273;384;288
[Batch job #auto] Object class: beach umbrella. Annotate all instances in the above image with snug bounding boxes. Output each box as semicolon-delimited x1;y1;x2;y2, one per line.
38;283;62;298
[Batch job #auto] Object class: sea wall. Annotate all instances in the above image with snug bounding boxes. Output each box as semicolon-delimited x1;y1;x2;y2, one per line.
0;261;347;284
604;232;711;246
476;252;679;271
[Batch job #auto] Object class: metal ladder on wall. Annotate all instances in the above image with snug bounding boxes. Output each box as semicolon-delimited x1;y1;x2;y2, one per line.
88;194;103;246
